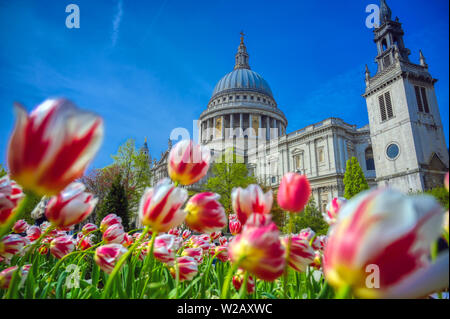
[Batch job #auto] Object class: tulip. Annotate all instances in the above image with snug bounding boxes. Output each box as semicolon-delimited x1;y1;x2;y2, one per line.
100;214;122;233
323;197;347;225
170;256;199;282
0;266;19;289
45;182;97;228
210;231;222;241
50;235;75;259
310;251;322;270
121;233;133;248
0;234;26;259
168;140;211;185
82;223;98;235
103;224;125;244
229;219;242;236
212;245;229;262
281;235;315;272
228;219;285;281
77;235;94;251
298;227;315;242
0;177;24;225
232;269;255;294
26;225;41;242
312;235;327;251
323;188;445;298
191;237;211;252
181;229;191;240
153;234;176;265
218;236;228;245
168;228;181;237
94;244;127;274
7;98;103;196
139;178;188;233
12;219;29;233
244;212;272;227
182;247;204;264
185;192;227;233
231;185;273;225
277;173;311;213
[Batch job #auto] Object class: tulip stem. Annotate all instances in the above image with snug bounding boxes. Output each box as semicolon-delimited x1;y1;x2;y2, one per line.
238;271;249;299
102;226;150;298
335;284;352;299
200;251;220;299
138;231;157;298
283;212;295;299
0;194;31;239
220;259;241;299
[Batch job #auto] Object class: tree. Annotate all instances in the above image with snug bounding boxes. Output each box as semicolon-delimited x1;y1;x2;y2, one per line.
97;174;130;230
0;164;7;178
289;198;329;235
426;187;449;211
202;149;257;216
343;156;369;199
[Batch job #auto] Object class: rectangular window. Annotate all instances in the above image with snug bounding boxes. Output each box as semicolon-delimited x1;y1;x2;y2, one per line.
415;86;423;112
379;94;387;121
317;147;324;163
378;91;394;121
420;87;429;113
385;92;393;119
293;153;303;171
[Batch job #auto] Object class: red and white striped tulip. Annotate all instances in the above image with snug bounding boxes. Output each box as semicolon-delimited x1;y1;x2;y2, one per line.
0;234;26;259
45;182;97;228
228;220;285;281
210;231;222;241
26;225;41;242
323;197;347;225
211;245;229;262
185;192;227;233
191;236;211;252
181;229;191;240
323;188;446;298
0;177;24;225
82;223;98;235
219;236;228;246
77;235;94;251
310;251;322;270
139;178;188;233
7;98;103;196
12;219;29;233
94;244;127;274
121;233;133;248
298;227;316;242
231;185;273;225
168;140;211;185
153;234;176;265
49;235;75;259
277;173;311;213
170;256;199;282
281;235;315;272
0;266;18;289
100;214;122;233
312;235;327;251
102;224;125;244
229;219;242;236
232;269;255;294
182;247;204;264
168;228;181;237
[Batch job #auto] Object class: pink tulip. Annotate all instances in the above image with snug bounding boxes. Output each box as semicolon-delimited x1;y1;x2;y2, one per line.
323;197;347;225
0;266;19;289
103;224;125;244
181;229;191;240
12;219;29;233
94;244;127;274
277;173;311;213
26;225;41;242
182;247;204;264
168;228;181;237
7;98;103;196
170;256;199;282
168;140;211;185
139;179;188;233
45;182;98;228
0;234;26;259
153;234;176;265
229;219;242;236
50;235;75;259
100;214;122;233
298;227;315;242
281;235;315;272
232;269;255;294
82;223;98;235
231;184;273;225
0;177;24;225
185;192;227;233
218;236;228;245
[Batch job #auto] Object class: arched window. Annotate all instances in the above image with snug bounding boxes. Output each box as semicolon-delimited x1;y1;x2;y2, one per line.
365;147;375;170
382;39;388;51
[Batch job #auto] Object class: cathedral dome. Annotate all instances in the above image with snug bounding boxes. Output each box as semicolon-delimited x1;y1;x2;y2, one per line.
211;68;273;99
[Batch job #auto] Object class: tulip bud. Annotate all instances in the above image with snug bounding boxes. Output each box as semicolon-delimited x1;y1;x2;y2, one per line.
324;188;445;298
218;236;228;246
228;221;285;281
232;269;255;294
168;140;210;185
45;182;98;228
210;231;221;241
26;225;41;242
82;223;98;235
231;185;273;225
100;214;122;233
323;197;347;225
7;99;103;196
103;224;125;244
185;192;227;233
0;234;26;259
212;245;229;262
0;177;24;225
12;219;29;233
168;228;181;237
50;235;75;259
153;234;176;265
281;235;315;272
94;244;127;274
182;247;203;264
139;179;188;233
169;256;199;282
311;235;327;251
181;229;191;240
298;227;315;242
229;219;242;236
121;233;133;248
277;173;311;213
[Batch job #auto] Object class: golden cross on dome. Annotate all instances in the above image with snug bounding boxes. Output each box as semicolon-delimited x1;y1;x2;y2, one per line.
240;31;245;43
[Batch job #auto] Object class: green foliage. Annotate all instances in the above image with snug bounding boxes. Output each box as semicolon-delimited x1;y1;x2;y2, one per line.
97;174;130;231
288;198;329;235
414;187;450;210
22;191;42;225
343;156;369;199
0;164;7;178
202;149;257;216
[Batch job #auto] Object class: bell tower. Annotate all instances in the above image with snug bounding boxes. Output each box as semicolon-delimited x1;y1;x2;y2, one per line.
363;0;448;192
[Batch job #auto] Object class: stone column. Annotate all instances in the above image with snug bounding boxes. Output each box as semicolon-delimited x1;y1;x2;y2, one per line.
221;115;225;140
266;116;270;140
249;114;253;137
229;113;234;138
339;137;345;171
240;113;243;137
213;117;216;140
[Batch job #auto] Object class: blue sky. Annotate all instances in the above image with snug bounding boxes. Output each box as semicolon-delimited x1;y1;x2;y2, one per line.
0;0;448;171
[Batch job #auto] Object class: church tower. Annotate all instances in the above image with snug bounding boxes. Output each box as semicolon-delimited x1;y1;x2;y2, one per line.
363;0;448;192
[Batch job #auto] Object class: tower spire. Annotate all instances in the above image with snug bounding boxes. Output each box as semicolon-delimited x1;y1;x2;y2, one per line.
419;50;428;68
379;0;392;25
234;31;250;70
